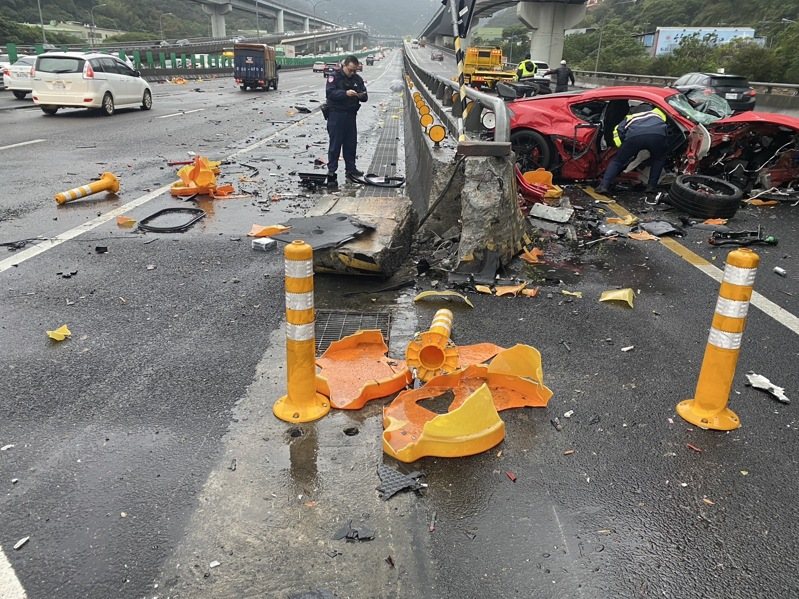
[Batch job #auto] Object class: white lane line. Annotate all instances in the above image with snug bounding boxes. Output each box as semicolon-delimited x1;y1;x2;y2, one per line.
156;109;204;119
693;262;799;336
0;184;172;274
0;139;45;151
0;111;317;274
0;546;27;599
229;113;315;158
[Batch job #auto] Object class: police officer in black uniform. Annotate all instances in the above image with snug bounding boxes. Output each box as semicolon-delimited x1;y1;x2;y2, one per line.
325;55;368;188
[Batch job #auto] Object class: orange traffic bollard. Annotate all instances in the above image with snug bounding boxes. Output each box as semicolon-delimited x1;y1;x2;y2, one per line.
273;240;331;423
676;248;760;430
405;308;459;382
55;172;120;204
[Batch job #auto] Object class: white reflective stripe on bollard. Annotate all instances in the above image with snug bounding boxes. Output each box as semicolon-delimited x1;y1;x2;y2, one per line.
714;297;750;319
708;328;743;350
285;260;313;279
722;265;757;287
286;322;315;342
285;292;314;311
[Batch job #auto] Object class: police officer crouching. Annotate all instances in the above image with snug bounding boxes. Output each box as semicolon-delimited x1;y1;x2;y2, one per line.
325;55;368;188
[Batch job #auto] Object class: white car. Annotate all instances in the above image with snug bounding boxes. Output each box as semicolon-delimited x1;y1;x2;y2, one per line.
0;54;10;88
3;55;36;99
312;61;325;73
32;52;152;116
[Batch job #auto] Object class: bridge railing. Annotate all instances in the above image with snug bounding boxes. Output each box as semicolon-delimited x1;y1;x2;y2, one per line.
403;47;510;143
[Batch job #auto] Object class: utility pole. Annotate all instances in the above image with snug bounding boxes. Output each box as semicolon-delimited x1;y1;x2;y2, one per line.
36;0;47;44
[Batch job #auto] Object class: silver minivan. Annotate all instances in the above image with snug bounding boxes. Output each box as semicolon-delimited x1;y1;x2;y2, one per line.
32;52;152;116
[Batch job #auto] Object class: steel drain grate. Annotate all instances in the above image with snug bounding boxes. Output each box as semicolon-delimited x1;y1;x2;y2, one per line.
315;310;391;355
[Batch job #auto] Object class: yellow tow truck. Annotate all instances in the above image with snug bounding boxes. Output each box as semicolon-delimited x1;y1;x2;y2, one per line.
461;47;516;90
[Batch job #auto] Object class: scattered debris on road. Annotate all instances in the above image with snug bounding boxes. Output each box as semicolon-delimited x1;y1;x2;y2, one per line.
376;464;425;500
332;520;375;542
13;537;29;550
745;372;790;404
599;288;635;308
46;324;71;342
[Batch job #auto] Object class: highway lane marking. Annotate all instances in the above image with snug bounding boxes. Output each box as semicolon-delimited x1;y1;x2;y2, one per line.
0;546;27;599
156;109;204;119
0;113;317;274
0;139;45;151
0;184;173;274
605;199;799;336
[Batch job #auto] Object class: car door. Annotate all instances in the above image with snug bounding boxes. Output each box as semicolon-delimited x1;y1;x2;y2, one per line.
95;57;124;102
113;59;144;104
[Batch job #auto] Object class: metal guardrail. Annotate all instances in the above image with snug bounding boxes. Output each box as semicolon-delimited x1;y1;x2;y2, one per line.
574;70;799;96
403;47;510;143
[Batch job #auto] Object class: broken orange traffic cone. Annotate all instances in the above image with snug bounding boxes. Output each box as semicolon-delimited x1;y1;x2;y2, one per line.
405;308;459;382
55;172;119;204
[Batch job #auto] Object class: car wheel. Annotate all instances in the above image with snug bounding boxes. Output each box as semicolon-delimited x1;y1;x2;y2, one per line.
141;89;152;111
12;90;27;100
272;77;278;91
101;93;115;116
240;85;247;91
41;106;58;115
667;174;743;219
511;129;553;172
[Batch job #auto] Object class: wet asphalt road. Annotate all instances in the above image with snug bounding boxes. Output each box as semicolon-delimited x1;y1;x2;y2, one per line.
2;49;799;599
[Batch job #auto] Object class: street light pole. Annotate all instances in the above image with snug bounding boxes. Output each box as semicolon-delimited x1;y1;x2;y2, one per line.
593;0;637;73
36;0;47;44
160;12;173;42
90;3;107;50
255;0;259;37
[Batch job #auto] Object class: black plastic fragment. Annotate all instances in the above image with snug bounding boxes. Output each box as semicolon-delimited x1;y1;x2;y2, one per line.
376;464;425;500
332;520;375;542
138;207;206;233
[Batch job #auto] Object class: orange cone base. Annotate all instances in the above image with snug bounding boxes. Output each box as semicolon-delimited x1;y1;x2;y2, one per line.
273;392;330;423
676;399;740;431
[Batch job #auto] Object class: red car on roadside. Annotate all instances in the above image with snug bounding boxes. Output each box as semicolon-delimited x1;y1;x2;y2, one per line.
507;85;799;191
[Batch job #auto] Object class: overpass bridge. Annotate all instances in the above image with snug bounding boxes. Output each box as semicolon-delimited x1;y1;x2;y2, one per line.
421;0;587;69
190;0;338;38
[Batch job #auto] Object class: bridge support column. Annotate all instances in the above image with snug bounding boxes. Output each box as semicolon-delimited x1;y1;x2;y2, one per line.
348;34;355;52
517;2;586;67
304;17;310;32
276;9;285;33
201;1;232;39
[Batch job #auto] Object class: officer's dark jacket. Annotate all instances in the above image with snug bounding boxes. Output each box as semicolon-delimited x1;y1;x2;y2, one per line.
613;107;667;147
547;66;575;87
325;69;368;113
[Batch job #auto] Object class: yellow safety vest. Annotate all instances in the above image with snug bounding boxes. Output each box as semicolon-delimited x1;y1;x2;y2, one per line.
612;107;667;147
516;60;536;80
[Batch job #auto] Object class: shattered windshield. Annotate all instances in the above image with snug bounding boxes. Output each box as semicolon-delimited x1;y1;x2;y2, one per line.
667;91;733;125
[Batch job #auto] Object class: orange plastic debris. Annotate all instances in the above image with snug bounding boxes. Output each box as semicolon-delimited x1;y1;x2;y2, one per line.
521;247;545;264
703;218;728;225
116;215;136;228
382;345;553;462
628;231;659;241
495;283;527;297
383;383;505;462
211;184;236;197
457;343;503;367
248;224;290;237
521;288;539;298
316;330;411;410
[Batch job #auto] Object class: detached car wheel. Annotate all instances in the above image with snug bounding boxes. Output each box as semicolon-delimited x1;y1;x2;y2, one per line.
667;174;744;219
141;89;152;110
511;129;552;172
101;93;115;116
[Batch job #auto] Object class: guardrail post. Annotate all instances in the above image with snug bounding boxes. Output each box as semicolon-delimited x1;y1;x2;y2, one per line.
132;50;141;69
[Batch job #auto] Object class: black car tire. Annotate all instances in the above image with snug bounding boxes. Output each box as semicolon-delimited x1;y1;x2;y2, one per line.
667;174;743;218
511;129;553;172
12;90;27;100
101;92;115;116
272;77;278;90
141;89;152;110
41;106;58;115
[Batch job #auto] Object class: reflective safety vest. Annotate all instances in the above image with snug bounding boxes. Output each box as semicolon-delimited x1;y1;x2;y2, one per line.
612;107;667;147
516;59;536;80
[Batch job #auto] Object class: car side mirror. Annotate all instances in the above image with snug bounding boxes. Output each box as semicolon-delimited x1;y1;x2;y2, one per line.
133;70;141;77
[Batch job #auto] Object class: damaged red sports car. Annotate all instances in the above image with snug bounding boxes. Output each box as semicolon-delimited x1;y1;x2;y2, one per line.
507;85;799;194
